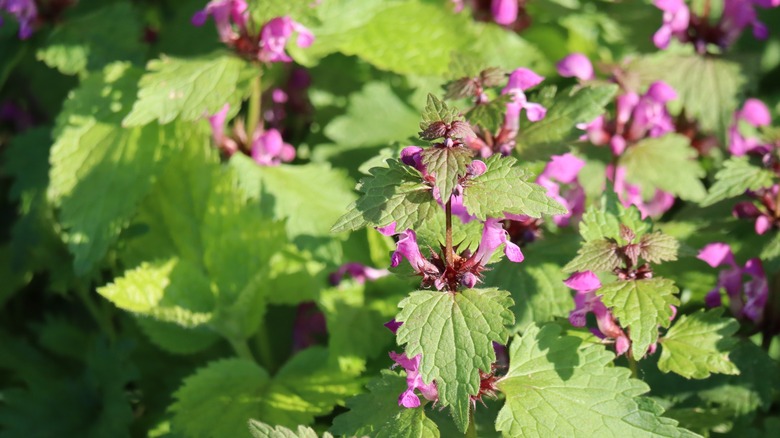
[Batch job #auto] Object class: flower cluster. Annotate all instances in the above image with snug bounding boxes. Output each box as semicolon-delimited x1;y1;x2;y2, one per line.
0;0;37;39
558;53;679;218
465;67;547;158
699;243;768;323
207;104;296;166
727;99;780;234
653;0;780;53
192;0;314;62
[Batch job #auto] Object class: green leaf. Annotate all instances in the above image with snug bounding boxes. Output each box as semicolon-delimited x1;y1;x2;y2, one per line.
331;159;439;233
599;279;680;359
0;337;137;438
249;420;332;438
579;192;650;242
230;154;357;238
516;84;618;160
658;308;740;379
421;146;473;201
700;156;776;206
97;258;214;327
463;155;567;220
466;95;512;133
48;62;182;274
333;2;475;76
395;288;514;431
640;232;679;264
134;317;219;355
36;3;146;76
496;324;698;437
619;134;706;201
330;370;440;438
484;258;573;331
123;52;255;126
201;169;287;340
761;232;780;261
420;93;462;128
172;348;361;436
563;239;621;273
323;81;420;148
319;284;399;364
635;54;746;136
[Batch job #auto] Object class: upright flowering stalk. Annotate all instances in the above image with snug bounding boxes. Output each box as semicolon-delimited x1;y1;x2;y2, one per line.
207;104;296;165
0;0;38;39
192;1;313;62
557;53;679;218
698;243;769;323
652;0;780;53
329;92;566;425
725;99;780;234
566;271;631;356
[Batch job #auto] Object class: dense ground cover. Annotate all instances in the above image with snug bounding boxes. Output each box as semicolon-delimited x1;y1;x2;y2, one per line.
1;0;780;437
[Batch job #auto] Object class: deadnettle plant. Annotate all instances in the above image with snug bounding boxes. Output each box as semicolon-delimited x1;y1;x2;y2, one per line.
332;91;566;431
452;0;531;30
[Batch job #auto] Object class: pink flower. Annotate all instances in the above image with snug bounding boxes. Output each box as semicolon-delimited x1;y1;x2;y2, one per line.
728;98;772;156
491;0;518;25
626;82;677;140
556;53;594;81
207;104;239;155
612;166;675;218
251;128;296;166
652;0;690;49
565;272;631;356
0;0;37;39
698;243;769;323
192;0;248;43
536;154;586;227
329;263;390;286
501;68;547;133
259;16;314;63
389;352;439;408
472;218;524;265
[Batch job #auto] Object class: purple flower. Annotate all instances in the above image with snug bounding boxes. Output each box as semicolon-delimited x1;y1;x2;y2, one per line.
400;146;428;177
329;262;390;286
698;243;769;323
389;351;439;408
251;128;296;166
207;104;239;155
0;0;38;39
501;68;547;133
472;218;524;265
491;0;518;25
565;271;631;356
389;229;441;286
729;98;772;156
626;82;677;140
556;53;594;81
720;0;769;47
536;153;586;227
384;319;402;334
292;301;326;351
652;0;690;49
192;0;248;43
612;165;675;218
259;16;314;63
733;185;778;235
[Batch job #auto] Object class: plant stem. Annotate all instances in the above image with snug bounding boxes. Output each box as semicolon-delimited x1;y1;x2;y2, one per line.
246;73;262;138
76;285;115;340
465;406;477;438
627;353;639;378
254;318;276;372
230;338;256;362
445;198;454;268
